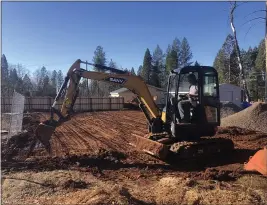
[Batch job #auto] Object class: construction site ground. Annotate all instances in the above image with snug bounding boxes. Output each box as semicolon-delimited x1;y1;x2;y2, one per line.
2;110;267;205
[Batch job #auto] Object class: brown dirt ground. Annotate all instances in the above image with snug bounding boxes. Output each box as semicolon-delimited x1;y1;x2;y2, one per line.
2;110;267;204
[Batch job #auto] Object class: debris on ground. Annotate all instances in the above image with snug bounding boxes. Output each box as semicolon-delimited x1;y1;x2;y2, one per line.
220;101;242;118
1;113;43;161
221;102;267;133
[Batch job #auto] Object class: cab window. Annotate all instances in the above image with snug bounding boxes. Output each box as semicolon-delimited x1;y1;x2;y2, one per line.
203;71;218;97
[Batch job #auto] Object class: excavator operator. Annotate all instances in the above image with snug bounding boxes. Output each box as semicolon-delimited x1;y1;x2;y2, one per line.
178;73;198;123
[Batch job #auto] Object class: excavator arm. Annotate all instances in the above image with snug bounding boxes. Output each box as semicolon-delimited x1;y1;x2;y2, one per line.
35;59;163;151
57;59;161;122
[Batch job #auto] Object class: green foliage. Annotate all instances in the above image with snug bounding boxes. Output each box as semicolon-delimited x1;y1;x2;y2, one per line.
255;39;266;72
213;49;227;83
1;54;9;81
152;45;164;87
180;37;193;67
57;70;64;91
137;65;143;76
172;38;181;53
166;49;178;72
22;74;33;96
247;69;265;101
194;61;200;66
213;35;265;100
141;48;152;83
213;34;239;85
1;54;10;96
130;67;136;75
229;49;240;85
93;46;106;71
108;59;116;69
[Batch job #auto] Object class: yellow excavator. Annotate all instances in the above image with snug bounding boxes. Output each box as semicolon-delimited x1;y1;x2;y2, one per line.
35;59;234;160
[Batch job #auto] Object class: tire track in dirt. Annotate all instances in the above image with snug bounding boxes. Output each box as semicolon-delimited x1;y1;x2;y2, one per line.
47;111;149;157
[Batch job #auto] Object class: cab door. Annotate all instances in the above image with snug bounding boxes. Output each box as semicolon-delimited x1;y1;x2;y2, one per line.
200;69;221;125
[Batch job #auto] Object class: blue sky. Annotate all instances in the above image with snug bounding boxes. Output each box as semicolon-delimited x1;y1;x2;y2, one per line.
2;1;266;76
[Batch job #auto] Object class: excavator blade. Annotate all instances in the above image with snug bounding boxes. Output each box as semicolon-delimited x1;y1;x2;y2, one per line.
244;146;267;176
35;121;57;153
131;133;170;160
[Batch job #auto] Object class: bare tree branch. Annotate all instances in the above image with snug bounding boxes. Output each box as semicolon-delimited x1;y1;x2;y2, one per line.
245;9;267;18
241;17;265;27
230;1;251;101
244;21;265;41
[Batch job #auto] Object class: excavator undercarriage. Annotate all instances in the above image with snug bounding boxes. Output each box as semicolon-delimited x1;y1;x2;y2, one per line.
35;59;234;161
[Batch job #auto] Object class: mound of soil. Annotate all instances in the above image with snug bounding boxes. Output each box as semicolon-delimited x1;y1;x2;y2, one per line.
202;167;240;181
220;101;242;118
2;113;42;161
1;150;128;172
221;102;267;134
217;126;257;136
62;179;88;189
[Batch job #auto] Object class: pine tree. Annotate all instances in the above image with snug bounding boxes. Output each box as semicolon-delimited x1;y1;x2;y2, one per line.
22;74;33;96
255;39;266;72
108;59;116;69
1;54;9;96
57;70;64;92
43;75;55;96
152;45;163;87
194;61;200;66
166;50;178;72
137;65;143;76
92;46;107;96
172;38;181;68
141;48;152;83
9;68;19;87
15;78;24;95
1;54;8;81
213;49;227;83
180;37;193;67
51;70;57;95
92;46;106;71
213;34;238;84
229;49;240;86
130;67;136;75
166;44;172;56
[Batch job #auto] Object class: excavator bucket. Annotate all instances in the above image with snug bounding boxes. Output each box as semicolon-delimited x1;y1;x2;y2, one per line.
244;146;267;176
35;121;56;153
131;133;170;160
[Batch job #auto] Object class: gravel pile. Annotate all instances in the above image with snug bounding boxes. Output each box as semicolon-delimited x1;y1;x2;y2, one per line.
221;102;267;134
220;101;242;118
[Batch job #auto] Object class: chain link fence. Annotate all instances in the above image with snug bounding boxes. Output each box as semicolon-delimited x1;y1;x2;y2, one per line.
1;91;25;139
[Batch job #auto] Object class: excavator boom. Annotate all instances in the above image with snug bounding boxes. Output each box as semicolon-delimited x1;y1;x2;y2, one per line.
35;59;165;154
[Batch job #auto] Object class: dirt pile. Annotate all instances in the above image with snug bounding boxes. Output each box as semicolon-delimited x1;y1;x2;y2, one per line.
1;113;42;161
220;101;242;118
1;149;128;172
221;102;267;133
202;167;241;181
62;179;88;189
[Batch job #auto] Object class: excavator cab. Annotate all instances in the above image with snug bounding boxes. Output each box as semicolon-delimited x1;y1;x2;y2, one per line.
163;66;220;140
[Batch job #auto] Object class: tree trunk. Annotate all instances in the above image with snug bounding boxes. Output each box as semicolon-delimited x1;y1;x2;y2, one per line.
230;1;251;102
